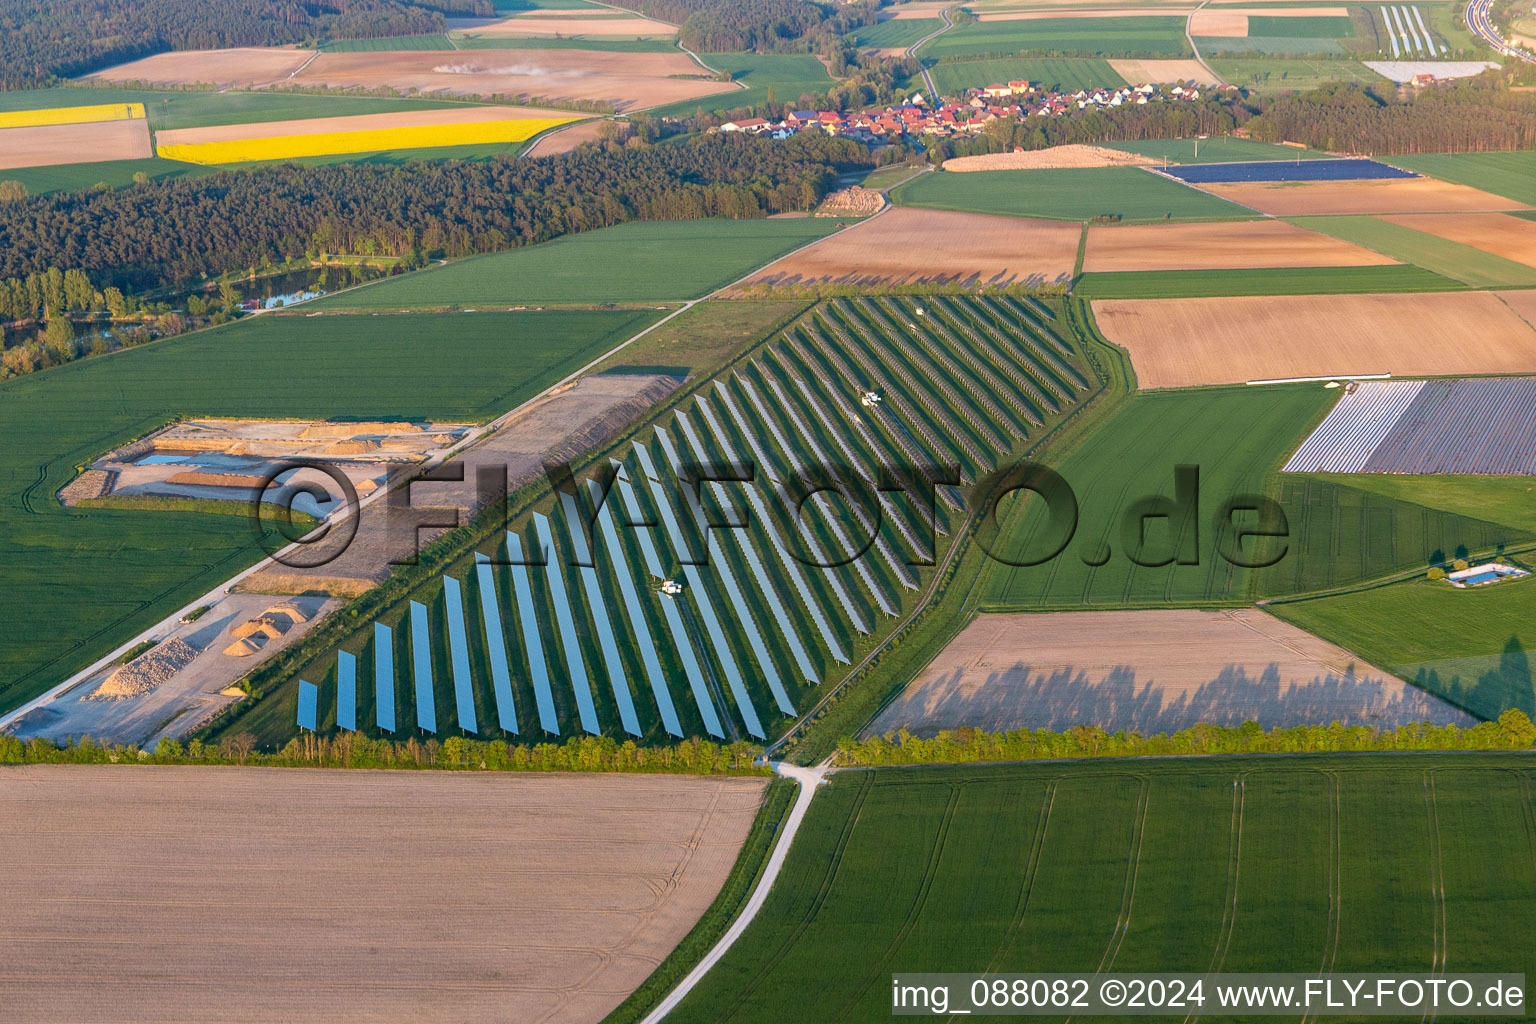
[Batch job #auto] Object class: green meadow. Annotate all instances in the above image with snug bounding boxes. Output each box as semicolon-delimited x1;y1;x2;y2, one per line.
895;166;1253;222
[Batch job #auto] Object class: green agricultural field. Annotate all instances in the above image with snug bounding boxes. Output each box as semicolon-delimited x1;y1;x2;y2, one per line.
1073;264;1462;298
1208;57;1383;90
895;166;1253;222
667;756;1536;1022
1196;34;1346;55
0;157;205;196
0;87;475;130
304;219;844;309
1292;215;1536;288
1386;151;1536;207
1304;473;1536;536
0;309;662;717
1273;578;1536;718
646;54;835;118
321;32;454;50
978;384;1525;610
921;57;1126;95
922;16;1194;58
850;18;942;50
1250;14;1355;36
1100;136;1331;164
592;299;812;377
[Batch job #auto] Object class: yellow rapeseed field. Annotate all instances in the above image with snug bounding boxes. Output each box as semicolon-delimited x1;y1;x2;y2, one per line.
0;103;147;129
157;117;580;164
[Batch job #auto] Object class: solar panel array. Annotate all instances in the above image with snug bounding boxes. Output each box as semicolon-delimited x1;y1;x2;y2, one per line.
1286;378;1536;475
305;297;1090;742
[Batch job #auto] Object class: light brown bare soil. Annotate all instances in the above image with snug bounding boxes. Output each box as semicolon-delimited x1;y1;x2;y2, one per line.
1189;9;1250;33
1200;177;1532;216
814;185;887;216
1092;291;1536;388
1497;288;1536;329
286;50;733;112
466;14;676;36
866;609;1473;737
944;143;1160;171
155;104;585;146
523;117;610;156
1378;212;1536;268
89;46;312;88
1083;218;1396;272
1107;58;1222;84
0;765;767;1024
737;207;1079;289
0;119;152;169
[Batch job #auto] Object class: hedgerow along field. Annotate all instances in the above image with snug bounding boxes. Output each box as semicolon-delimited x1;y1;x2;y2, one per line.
0;309;663;718
1271;577;1536;720
666;755;1536;1023
894;167;1253;222
303;218;846;309
219;294;1103;749
977;383;1528;611
920;16;1195;59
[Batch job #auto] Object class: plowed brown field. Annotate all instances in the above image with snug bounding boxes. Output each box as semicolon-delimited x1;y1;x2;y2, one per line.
0;119;152;169
1093;291;1536;387
865;610;1472;737
1498;288;1536;328
738;207;1078;289
0;766;767;1024
466;14;676;36
1107;57;1221;84
1379;212;1536;268
90;46;313;88
1201;177;1531;216
1083;218;1396;272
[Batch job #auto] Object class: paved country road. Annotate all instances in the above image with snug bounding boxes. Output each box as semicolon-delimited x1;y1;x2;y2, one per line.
1465;0;1536;63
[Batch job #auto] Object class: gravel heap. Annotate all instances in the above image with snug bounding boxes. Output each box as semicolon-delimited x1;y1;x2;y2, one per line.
86;638;199;701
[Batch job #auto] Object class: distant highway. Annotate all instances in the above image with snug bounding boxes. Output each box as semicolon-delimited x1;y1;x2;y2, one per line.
1465;0;1536;64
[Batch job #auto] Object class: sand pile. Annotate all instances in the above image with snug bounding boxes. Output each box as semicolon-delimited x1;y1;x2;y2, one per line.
298;422;420;438
87;638;198;701
166;471;267;488
324;439;382;455
815;186;887;217
942;145;1161;172
223;636;265;657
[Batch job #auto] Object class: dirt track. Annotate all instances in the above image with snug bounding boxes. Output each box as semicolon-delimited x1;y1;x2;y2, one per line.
866;610;1474;737
737;207;1079;289
1083;219;1396;272
156;105;585;146
1379;212;1536;268
0;119;151;169
1202;177;1531;216
1092;291;1536;387
0;766;766;1024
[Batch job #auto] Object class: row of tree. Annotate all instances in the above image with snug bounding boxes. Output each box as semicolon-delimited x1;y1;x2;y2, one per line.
0;731;769;775
838;710;1536;766
0;133;875;292
0;266;126;322
0;0;493;88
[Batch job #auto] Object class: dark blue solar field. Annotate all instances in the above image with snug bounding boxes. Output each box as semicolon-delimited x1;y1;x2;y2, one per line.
1161;158;1420;183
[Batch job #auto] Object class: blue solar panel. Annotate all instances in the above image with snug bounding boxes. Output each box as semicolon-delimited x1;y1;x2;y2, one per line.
296;679;318;731
409;600;436;734
508;531;560;736
533;513;601;735
1161;159;1417;184
691;396;851;663
374;622;395;733
336;650;356;732
584;480;684;738
612;462;726;739
474;554;520;734
441;576;478;734
558;492;643;737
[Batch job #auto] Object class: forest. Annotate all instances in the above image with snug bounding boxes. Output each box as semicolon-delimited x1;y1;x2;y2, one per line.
0;133;873;290
607;0;876;53
0;0;492;88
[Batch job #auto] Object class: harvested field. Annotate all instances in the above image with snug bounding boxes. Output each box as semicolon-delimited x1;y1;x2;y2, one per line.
523;116;609;156
1501;288;1536;328
90;47;313;88
0;119;151;170
1082;218;1396;272
1106;57;1221;83
289;50;734;111
737;207;1078;289
943;143;1159;171
1379;212;1536;268
1092;291;1536;388
155;104;582;146
865;610;1471;736
464;14;676;35
1200;177;1531;216
0;766;767;1024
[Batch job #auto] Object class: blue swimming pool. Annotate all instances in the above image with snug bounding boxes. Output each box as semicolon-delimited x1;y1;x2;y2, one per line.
1161;159;1419;184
